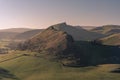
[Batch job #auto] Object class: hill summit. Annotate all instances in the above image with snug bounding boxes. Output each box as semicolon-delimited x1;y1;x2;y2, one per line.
48;22;104;41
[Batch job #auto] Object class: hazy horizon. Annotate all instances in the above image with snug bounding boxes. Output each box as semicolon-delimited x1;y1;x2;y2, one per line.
0;0;120;29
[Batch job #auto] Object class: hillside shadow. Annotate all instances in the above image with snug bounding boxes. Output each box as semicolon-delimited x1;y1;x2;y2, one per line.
73;41;120;67
0;67;20;80
110;68;120;73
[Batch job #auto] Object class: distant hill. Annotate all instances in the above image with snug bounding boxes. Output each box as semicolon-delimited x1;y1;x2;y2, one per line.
91;25;120;35
81;26;96;30
0;28;32;33
14;29;44;40
0;32;19;40
50;23;104;41
0;28;33;40
0;28;44;40
97;33;120;46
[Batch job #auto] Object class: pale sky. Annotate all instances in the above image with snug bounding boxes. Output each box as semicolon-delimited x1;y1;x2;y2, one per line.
0;0;120;29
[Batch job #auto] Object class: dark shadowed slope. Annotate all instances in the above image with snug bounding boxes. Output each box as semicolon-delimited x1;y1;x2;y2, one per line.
75;41;120;66
0;67;19;80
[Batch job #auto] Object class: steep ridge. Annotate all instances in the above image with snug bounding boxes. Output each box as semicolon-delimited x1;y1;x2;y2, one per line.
50;23;104;41
18;25;79;66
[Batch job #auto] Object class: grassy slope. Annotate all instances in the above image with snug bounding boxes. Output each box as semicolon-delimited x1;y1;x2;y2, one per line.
0;51;120;80
90;25;120;35
99;33;120;46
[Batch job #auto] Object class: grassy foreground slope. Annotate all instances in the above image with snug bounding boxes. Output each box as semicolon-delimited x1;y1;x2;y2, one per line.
0;51;120;80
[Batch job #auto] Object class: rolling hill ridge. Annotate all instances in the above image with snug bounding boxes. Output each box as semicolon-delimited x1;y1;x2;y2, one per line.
50;23;104;41
97;33;120;46
14;29;44;40
91;25;120;35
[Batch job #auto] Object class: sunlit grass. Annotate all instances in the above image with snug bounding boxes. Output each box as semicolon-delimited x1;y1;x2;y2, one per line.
0;51;120;80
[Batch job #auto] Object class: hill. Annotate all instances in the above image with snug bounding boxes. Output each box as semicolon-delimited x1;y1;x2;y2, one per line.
19;26;74;53
0;28;32;33
0;32;18;40
50;23;104;41
0;28;33;40
14;29;44;40
97;33;120;46
17;26;78;66
91;25;120;35
17;23;120;66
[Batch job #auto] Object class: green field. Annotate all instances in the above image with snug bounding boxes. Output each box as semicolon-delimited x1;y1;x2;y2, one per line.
0;51;120;80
